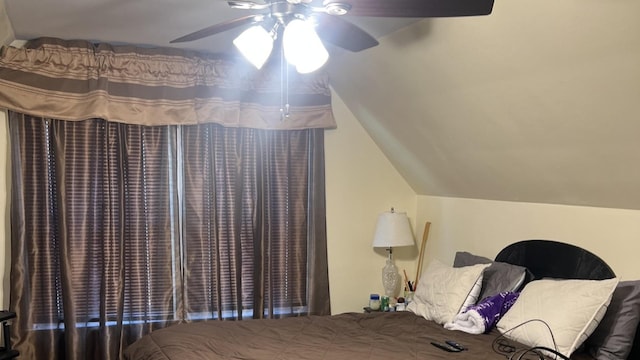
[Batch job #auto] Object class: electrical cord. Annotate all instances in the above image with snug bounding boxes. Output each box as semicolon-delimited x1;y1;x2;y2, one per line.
521;347;570;360
509;347;544;360
492;319;567;360
493;337;517;357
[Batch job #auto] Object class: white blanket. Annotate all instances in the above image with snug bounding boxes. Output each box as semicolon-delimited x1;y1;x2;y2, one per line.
444;291;520;335
444;309;486;334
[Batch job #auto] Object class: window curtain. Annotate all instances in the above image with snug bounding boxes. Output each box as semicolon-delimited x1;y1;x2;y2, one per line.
180;124;329;320
0;37;336;129
1;38;332;360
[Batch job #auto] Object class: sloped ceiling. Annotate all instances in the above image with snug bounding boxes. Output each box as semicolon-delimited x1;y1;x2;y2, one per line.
328;0;640;210
2;0;640;210
0;0;14;45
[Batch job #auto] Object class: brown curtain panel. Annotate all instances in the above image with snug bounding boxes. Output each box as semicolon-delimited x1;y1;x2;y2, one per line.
10;113;178;360
9;112;330;360
180;124;329;320
2;36;332;360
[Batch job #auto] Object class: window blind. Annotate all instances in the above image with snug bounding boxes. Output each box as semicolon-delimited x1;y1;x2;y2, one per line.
15;116;314;330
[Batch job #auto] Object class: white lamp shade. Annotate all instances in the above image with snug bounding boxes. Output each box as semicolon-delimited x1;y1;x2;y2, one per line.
282;19;329;74
372;211;415;248
233;25;274;69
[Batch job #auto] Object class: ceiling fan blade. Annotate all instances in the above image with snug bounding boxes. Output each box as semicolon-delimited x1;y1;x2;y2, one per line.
322;0;494;17
313;14;378;52
170;15;263;43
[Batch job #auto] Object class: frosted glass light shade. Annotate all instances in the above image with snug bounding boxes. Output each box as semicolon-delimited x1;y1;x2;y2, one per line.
233;25;274;69
282;19;329;74
372;211;414;248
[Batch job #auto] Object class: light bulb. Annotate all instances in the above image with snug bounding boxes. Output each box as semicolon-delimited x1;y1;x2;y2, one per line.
283;19;329;73
233;25;274;69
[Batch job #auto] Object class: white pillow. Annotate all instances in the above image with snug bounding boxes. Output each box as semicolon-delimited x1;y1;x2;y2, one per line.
460;271;484;313
407;259;489;325
496;277;619;358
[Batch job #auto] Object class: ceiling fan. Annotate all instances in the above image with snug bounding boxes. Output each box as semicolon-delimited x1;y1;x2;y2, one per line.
170;0;494;72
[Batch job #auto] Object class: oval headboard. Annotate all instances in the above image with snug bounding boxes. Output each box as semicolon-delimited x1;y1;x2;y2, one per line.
494;239;615;280
495;240;640;359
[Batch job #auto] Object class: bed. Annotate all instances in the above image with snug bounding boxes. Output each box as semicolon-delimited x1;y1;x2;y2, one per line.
124;240;640;360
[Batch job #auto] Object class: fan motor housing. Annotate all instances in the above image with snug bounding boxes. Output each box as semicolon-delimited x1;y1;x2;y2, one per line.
324;2;351;15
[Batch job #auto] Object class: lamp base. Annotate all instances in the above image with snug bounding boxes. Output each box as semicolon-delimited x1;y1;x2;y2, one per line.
382;258;399;297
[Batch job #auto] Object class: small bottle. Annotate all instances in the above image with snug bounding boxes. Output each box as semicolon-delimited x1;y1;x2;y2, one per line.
381;295;390;312
369;294;381;311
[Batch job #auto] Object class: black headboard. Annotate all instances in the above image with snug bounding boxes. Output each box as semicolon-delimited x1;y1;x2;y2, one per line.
495;240;640;360
494;239;615;280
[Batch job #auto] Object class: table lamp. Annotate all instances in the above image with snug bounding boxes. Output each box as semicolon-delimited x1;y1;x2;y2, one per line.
372;208;415;297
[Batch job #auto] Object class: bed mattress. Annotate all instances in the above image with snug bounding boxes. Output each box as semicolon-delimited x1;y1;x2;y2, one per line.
125;311;515;360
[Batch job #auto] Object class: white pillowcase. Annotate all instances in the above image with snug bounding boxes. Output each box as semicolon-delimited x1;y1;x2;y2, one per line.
407;259;489;325
496;277;619;358
460;271;484;314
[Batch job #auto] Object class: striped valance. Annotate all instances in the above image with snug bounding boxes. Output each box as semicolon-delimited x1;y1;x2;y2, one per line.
0;37;336;129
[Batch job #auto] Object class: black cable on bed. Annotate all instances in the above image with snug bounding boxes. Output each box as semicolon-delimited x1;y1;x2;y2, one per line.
514;347;571;360
492;338;522;358
491;319;565;360
509;348;544;360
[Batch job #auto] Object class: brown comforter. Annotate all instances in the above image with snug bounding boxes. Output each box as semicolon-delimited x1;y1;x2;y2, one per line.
124;311;547;360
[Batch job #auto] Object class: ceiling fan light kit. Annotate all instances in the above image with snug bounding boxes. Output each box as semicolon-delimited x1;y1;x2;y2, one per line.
282;18;329;73
233;25;275;69
233;15;329;73
171;0;495;73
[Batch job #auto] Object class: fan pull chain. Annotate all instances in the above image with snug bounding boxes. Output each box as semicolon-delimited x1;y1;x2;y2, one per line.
285;62;290;118
280;42;290;120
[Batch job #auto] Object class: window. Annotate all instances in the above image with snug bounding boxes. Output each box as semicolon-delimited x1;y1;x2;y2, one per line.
11;114;328;336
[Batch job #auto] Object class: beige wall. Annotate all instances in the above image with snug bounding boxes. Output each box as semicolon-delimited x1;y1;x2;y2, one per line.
417;195;640;281
325;90;419;314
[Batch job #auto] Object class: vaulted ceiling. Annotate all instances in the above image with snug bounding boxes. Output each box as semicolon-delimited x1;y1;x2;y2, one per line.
2;0;640;210
328;0;640;210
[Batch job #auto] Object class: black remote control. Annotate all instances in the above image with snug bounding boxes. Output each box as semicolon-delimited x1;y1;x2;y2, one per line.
445;340;467;351
430;341;463;352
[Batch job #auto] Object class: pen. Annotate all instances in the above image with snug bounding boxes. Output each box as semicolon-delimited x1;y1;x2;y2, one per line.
403;269;412;291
